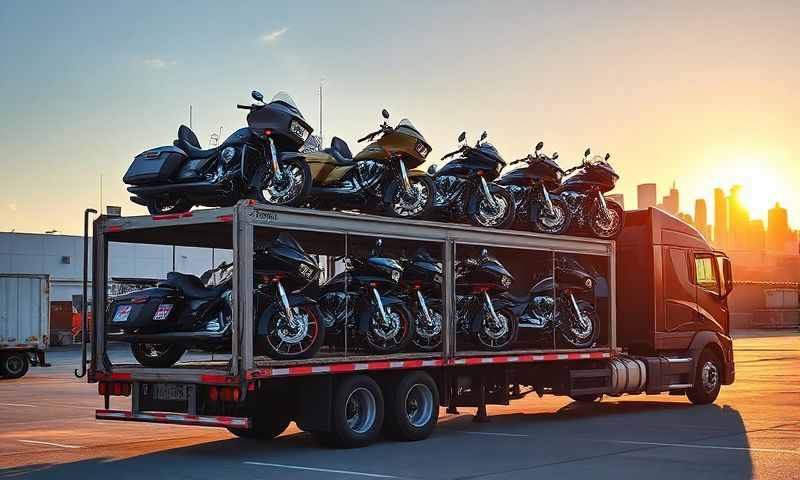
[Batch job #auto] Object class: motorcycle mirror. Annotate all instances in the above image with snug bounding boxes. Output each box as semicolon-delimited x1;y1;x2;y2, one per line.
553;152;559;160
458;131;466;143
381;109;390;120
605;153;611;161
480;248;489;258
535;141;544;152
251;90;264;102
480;131;488;142
427;164;438;175
584;148;591;158
376;239;383;248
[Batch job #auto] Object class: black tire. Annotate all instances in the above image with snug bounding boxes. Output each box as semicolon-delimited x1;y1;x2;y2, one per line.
146;198;193;215
468;187;517;230
365;302;414;353
474;307;518;351
570;394;602;403
130;343;186;368
322;374;384;448
228;411;291;440
412;301;443;352
259;303;326;360
687;350;723;405
557;300;599;349
587;199;625;239
383;175;435;220
0;352;30;379
383;371;439;441
257;158;312;207
533;196;572;235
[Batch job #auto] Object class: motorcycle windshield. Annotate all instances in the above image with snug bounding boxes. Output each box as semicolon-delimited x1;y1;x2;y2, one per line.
395;118;428;144
478;143;506;166
269;91;304;119
274;232;305;253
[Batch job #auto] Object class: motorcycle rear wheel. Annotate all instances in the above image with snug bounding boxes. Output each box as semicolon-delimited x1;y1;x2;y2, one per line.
146;198;192;215
258;158;311;207
384;176;435;220
131;342;187;368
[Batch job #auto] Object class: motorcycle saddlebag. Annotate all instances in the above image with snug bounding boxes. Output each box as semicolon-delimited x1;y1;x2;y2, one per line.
123;146;187;185
107;287;180;329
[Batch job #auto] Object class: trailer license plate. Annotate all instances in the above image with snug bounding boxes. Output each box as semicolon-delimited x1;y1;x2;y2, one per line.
153;383;188;401
112;305;132;323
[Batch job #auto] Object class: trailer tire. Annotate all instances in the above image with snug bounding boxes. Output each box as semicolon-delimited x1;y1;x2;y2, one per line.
228;412;291;440
687;349;722;405
321;374;384;448
0;352;30;379
383;371;439;441
569;394;602;403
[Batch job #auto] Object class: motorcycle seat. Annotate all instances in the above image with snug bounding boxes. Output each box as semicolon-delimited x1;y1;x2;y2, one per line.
173;125;218;159
322;136;355;166
162;272;227;299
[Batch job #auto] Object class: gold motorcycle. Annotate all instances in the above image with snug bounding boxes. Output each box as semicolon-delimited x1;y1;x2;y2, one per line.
302;109;435;219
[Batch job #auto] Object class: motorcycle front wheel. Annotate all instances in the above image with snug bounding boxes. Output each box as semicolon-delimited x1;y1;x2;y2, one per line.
468;188;516;229
557;300;599;349
146;198;192;215
412;302;443;351
259;303;326;360
384;176;435;220
587;199;625;239
258;158;311;207
474;307;518;351
131;342;187;368
365;303;414;353
533;196;572;235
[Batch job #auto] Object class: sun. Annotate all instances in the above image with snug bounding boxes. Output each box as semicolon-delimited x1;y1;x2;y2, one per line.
714;158;784;221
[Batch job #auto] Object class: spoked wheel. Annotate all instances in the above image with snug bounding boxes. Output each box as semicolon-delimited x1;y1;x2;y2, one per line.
533;196;572;234
258;158;311;207
412;302;443;351
384;176;435;219
557;300;598;349
146;198;192;215
587;199;624;239
365;303;414;353
130;342;186;368
468;188;516;229
261;303;326;360
384;371;439;441
474;307;518;351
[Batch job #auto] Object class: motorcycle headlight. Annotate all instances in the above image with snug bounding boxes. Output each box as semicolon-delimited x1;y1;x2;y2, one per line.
298;263;315;280
415;141;429;158
391;270;401;282
221;147;236;163
501;275;512;288
585;278;593;289
290;120;309;140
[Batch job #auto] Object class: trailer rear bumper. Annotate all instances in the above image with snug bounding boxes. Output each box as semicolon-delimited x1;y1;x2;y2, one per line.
96;409;249;429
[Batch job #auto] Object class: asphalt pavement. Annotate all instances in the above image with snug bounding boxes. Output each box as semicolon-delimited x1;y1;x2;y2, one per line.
1;333;798;480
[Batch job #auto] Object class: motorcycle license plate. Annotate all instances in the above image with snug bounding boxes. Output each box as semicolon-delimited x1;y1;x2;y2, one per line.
112;305;132;323
152;383;188;401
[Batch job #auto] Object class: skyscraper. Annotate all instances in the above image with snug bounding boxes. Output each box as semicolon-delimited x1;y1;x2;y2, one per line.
714;188;727;247
767;202;790;252
728;185;749;249
748;219;766;251
661;181;679;215
694;199;710;239
637;183;657;210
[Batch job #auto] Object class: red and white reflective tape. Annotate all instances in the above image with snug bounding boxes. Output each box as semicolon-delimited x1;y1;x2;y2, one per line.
96;409;249;429
248;358;445;379
451;351;611;366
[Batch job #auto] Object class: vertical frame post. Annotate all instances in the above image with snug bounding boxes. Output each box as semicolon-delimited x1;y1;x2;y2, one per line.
231;202;255;377
609;241;617;349
443;236;455;361
92;216;109;374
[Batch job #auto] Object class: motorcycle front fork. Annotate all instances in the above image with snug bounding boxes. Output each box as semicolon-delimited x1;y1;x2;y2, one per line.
483;291;502;327
276;280;296;326
568;293;582;320
595;190;611;220
267;137;283;180
397;158;412;194
538;184;555;216
371;287;389;325
416;290;434;326
479;177;499;209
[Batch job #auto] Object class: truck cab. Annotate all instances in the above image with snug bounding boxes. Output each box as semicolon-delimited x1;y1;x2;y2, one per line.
616;208;735;401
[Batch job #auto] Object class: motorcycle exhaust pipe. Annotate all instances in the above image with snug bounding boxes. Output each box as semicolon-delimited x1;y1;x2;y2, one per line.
479;177;499;210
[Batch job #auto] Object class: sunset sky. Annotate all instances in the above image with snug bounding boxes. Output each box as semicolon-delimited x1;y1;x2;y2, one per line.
1;1;798;234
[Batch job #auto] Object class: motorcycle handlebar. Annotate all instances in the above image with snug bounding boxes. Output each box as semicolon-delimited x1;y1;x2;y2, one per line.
441;145;467;160
237;104;256;110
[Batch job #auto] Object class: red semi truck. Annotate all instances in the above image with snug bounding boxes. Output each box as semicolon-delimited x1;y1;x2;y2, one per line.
84;203;733;448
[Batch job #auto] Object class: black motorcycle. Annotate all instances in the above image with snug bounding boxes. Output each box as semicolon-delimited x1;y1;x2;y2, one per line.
503;256;599;348
125;90;314;215
429;132;517;229
399;248;444;351
107;233;325;367
318;239;414;353
497;141;572;234
554;149;625;239
455;249;519;350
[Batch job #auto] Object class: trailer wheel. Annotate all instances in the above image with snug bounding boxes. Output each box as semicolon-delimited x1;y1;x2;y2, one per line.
228;411;291;440
320;375;384;448
569;394;602;403
131;343;186;368
0;352;30;379
687;350;722;405
384;371;439;441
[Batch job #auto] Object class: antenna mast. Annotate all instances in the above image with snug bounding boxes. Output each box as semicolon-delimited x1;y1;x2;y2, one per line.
189;105;193;129
319;78;324;146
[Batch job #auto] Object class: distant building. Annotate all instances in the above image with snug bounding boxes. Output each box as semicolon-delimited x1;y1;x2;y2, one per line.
694;199;711;239
748;219;766;251
607;193;625;210
767;202;791;253
660;181;679;215
714;188;728;247
637;183;657;210
729;185;749;250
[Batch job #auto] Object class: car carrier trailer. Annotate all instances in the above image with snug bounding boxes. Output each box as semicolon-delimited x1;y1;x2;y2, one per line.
83;201;734;448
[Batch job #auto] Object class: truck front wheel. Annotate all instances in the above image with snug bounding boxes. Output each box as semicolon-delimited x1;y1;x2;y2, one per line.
318;374;384;448
383;371;439;441
0;352;30;379
687;350;722;405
